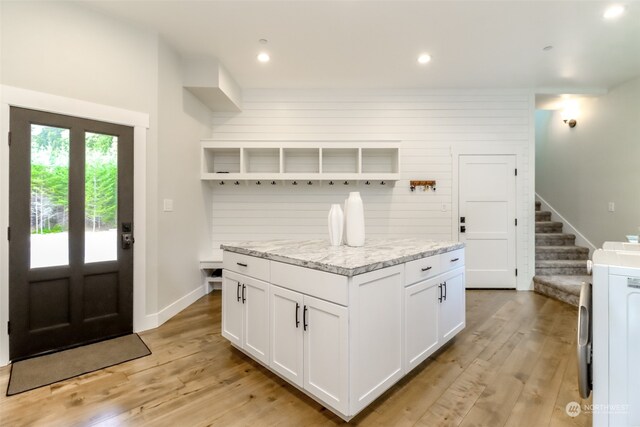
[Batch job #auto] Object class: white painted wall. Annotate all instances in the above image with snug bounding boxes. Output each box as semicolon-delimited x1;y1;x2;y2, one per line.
536;75;640;248
0;1;212;362
208;89;535;290
156;40;213;311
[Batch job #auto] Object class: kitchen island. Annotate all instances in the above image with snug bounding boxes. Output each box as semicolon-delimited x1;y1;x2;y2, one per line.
220;238;465;420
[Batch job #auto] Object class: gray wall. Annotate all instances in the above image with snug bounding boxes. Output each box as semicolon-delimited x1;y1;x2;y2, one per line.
536;75;640;247
1;1;211;317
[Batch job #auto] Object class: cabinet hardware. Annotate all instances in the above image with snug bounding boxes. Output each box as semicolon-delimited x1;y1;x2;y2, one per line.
460;226;466;233
303;305;308;331
421;266;432;272
443;281;447;301
236;282;241;302
450;258;459;262
242;284;246;303
237;262;248;267
295;303;300;328
438;283;443;303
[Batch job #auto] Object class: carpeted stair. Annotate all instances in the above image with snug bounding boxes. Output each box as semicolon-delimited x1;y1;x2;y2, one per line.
532;201;590;306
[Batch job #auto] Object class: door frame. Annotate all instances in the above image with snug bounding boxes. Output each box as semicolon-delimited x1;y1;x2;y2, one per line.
0;85;150;365
451;145;533;291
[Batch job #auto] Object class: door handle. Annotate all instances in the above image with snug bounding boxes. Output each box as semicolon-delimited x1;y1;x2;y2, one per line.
236;282;241;302
241;284;246;303
295;303;300;328
303;305;308;331
443;281;447;301
121;232;134;249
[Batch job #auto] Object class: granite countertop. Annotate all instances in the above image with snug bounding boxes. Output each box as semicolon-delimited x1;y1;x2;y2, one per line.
220;238;464;277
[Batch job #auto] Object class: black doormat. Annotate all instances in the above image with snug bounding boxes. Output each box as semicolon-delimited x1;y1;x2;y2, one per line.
6;334;151;396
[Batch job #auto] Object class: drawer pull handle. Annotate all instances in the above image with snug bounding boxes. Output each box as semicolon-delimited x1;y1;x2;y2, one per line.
421;266;432;272
237;262;248;267
450;258;460;262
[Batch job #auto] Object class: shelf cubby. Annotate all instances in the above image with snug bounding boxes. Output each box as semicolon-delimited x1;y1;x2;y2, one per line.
202;147;241;175
321;148;359;174
243;148;280;174
361;148;400;174
283;148;320;174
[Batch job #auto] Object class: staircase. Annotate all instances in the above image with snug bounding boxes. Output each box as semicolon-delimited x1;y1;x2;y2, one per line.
533;201;590;306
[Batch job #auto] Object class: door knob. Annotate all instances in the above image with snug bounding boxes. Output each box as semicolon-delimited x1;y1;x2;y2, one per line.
121;232;134;249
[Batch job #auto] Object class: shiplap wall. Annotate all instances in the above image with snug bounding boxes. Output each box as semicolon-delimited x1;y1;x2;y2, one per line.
208;90;535;288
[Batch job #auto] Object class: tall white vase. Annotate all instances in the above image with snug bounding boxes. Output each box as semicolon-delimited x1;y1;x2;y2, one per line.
327;204;344;246
345;192;365;247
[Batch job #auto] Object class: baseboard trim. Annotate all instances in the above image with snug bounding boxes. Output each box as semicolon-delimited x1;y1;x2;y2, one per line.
535;193;597;256
156;285;208;327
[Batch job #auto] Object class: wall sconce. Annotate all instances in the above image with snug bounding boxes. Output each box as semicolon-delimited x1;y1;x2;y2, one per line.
561;99;579;128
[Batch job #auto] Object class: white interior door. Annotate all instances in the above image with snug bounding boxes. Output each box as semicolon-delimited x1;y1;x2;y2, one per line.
459;155;516;289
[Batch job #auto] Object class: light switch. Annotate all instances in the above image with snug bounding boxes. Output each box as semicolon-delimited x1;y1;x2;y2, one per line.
163;199;174;212
608;202;615;212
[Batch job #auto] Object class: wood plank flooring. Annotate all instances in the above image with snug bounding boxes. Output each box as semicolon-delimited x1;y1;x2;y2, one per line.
0;290;592;426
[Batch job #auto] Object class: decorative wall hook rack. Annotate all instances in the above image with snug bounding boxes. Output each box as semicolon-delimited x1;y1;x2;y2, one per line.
410;180;436;192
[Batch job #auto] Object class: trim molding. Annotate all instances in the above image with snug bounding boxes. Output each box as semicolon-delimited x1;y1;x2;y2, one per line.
535;193;597;256
156;285;209;326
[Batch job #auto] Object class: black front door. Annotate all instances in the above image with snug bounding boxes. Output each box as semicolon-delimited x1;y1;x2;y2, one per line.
9;107;134;361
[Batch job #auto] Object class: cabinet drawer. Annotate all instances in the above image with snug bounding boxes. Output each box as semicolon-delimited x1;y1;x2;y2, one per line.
223;251;270;282
271;261;348;306
440;249;464;272
404;255;441;286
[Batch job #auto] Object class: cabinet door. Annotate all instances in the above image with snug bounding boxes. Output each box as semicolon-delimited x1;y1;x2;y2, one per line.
439;269;466;342
270;285;304;387
303;295;349;415
243;276;270;364
221;273;243;347
405;277;440;372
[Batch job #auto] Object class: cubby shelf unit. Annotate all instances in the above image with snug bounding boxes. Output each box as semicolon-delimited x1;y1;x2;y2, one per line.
201;141;401;182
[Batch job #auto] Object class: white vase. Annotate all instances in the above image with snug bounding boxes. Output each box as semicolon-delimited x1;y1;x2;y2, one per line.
345;192;365;247
328;204;344;246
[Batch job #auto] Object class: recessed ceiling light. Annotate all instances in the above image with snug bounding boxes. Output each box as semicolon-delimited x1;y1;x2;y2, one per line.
257;52;270;63
604;5;625;19
417;53;431;64
543;45;554;51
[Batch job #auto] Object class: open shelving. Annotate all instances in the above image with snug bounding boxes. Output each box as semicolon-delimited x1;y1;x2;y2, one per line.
201;140;401;182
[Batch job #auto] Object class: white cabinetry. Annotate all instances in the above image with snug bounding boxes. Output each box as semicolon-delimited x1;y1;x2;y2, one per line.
222;248;464;421
201;141;401;182
222;270;270;365
269;284;349;413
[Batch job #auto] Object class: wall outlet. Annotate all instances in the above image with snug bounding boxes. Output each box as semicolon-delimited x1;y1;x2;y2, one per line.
163;199;174;212
608;202;615;212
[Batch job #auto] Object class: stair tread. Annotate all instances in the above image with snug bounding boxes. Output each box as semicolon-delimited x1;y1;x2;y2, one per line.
535;221;563;226
536;259;588;267
536;246;589;252
533;275;590;296
535;232;575;238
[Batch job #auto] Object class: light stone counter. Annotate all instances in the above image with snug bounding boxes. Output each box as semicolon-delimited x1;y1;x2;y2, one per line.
220;238;464;276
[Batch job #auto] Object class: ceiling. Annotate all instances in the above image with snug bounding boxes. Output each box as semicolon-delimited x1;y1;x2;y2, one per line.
84;1;640;92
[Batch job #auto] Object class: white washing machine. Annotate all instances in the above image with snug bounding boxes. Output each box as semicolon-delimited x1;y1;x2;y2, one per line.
583;249;640;426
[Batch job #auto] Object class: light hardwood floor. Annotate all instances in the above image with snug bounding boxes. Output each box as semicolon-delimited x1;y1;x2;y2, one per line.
0;290;591;426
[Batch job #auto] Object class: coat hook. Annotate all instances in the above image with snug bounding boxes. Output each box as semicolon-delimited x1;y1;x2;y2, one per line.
271;181;276;185
234;181;240;185
380;181;386;185
219;181;225;185
329;181;334;185
365;181;370;185
344;181;349;185
293;181;298;185
256;181;261;185
307;181;313;185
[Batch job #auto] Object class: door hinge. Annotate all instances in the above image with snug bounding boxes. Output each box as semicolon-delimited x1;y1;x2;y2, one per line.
515;168;518;176
515;269;518;277
515;218;518;226
7;321;10;335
